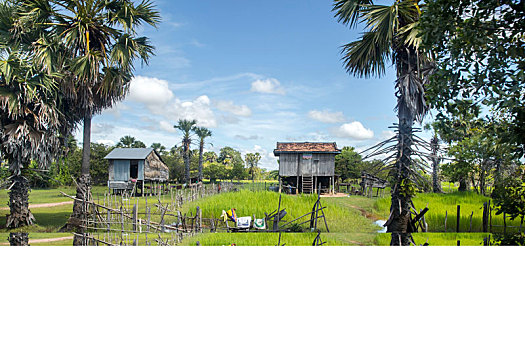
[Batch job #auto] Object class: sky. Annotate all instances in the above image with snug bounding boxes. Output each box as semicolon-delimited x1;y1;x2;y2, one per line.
80;0;404;170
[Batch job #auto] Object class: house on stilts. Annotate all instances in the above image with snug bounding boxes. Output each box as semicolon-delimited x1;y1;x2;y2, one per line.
104;148;169;196
273;142;341;194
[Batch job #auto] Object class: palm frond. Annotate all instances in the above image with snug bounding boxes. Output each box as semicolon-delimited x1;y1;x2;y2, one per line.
332;0;373;28
340;29;392;78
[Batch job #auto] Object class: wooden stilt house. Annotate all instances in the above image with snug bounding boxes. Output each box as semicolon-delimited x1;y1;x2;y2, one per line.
104;148;169;196
273;142;341;194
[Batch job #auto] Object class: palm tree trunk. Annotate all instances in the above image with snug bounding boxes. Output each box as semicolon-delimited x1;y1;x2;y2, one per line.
388;107;415;246
184;141;190;185
69;114;92;245
198;139;204;182
6;174;35;229
431;136;441;193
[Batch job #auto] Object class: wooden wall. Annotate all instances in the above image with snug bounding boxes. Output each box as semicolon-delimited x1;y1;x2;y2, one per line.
278;152;335;177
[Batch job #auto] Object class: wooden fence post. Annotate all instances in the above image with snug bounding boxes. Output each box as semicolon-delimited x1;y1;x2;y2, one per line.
482;202;488;233
444;211;448;232
456;205;461;233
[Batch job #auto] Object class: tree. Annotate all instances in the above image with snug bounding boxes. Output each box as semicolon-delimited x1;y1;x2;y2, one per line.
194;127;212;182
174;119;197;185
245;152;261;181
19;0;160;243
203;151;218;163
421;0;525;159
151;143;167;155
218;146;243;165
335;146;362;181
0;2;68;229
333;0;431;245
116;135;146;148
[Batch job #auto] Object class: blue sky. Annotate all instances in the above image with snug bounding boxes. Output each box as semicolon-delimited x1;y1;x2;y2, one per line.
83;0;403;170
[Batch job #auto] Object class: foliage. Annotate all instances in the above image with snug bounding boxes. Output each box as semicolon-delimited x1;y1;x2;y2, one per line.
421;0;525;157
335;146;362;181
491;167;525;245
116;135;146;148
245;152;261;180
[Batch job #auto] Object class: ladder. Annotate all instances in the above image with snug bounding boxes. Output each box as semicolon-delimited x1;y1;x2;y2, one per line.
302;176;313;194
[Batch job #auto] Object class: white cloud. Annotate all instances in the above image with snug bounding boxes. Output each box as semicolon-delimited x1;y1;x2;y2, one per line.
168;95;217;128
380;130;396;140
214;100;252;117
92;122;115;135
308;110;345;124
96;139;115;146
334;122;374;140
250;78;286;95
128;76;174;106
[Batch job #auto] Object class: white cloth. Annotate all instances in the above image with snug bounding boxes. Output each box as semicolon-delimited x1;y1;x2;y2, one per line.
236;216;251;228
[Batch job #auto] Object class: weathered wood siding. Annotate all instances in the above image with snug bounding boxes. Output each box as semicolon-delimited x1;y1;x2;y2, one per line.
279;153;335;177
144;151;169;181
279;153;299;177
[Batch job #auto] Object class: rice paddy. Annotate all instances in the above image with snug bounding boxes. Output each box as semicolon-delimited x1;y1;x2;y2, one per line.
374;191;523;234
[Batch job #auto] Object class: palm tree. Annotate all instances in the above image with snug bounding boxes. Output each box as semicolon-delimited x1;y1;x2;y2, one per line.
245;152;261;182
151;143;166;155
174;119;197;185
18;0;160;244
333;0;430;245
0;2;70;230
116;135;146;148
194;127;212;182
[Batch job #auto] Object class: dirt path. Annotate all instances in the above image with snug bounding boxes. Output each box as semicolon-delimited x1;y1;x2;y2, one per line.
0;201;73;211
0;236;73;246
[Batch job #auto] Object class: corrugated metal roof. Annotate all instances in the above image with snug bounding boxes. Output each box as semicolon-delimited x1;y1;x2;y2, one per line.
273;142;341;155
104;148;154;160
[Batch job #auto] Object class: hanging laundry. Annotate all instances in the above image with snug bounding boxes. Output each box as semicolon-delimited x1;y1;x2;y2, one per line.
254;219;266;230
236;216;251;229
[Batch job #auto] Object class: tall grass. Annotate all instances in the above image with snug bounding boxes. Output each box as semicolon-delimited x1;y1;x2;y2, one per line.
181;190;379;234
375;191;522;233
374;232;491;246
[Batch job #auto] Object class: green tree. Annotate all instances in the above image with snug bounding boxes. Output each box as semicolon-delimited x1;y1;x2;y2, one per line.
333;0;430;245
335;146;362;181
20;0;160;243
203;163;228;182
116;135;146;148
0;2;68;228
245;152;261;181
194;127;212;182
174;119;197;184
421;0;525;159
218;146;243;165
151;143;167;155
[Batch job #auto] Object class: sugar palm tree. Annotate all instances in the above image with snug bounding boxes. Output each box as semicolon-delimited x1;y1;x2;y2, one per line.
116;135;146;148
151;143;166;155
0;1;71;230
194;127;212;182
174;119;197;185
333;0;430;245
18;0;160;244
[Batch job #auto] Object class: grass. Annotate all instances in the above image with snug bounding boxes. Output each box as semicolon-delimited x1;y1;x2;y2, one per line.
374;232;492;246
0;185;514;246
374;191;523;234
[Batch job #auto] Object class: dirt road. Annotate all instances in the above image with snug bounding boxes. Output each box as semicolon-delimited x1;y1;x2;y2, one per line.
0;201;73;211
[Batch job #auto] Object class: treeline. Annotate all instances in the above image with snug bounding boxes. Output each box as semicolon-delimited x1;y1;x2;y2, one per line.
1;135;276;189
